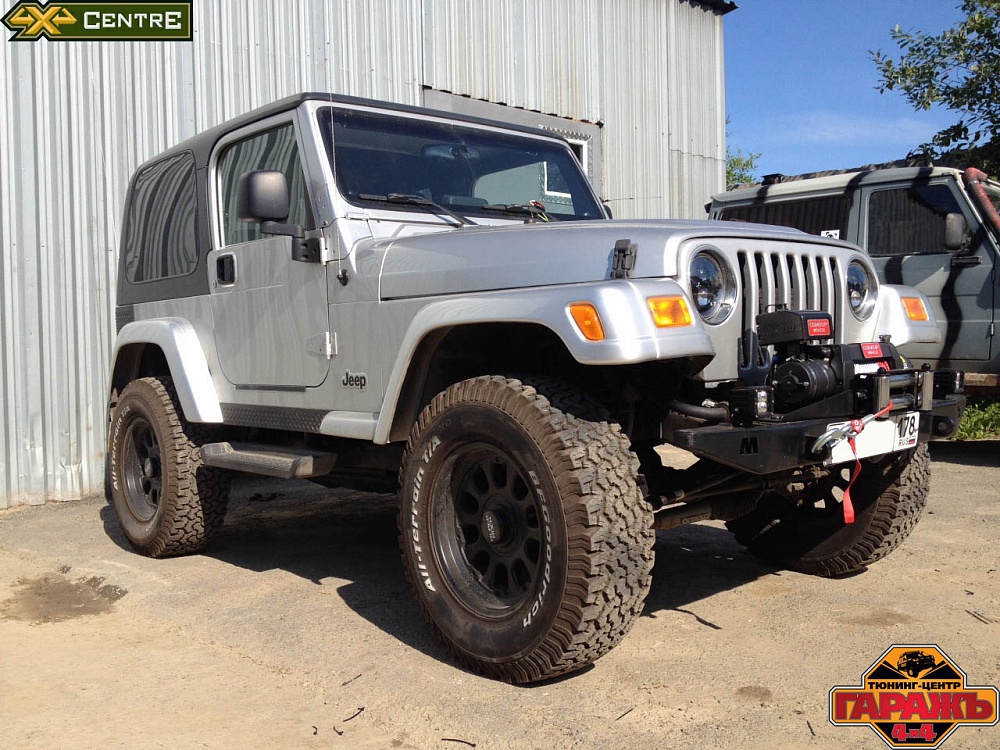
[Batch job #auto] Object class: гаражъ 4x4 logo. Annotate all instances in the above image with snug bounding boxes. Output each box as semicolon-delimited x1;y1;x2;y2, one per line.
830;644;998;748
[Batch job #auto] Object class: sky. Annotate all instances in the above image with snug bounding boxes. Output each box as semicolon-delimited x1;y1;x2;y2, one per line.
723;0;966;178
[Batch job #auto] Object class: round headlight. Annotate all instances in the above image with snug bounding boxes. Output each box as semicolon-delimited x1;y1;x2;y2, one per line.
847;260;876;320
689;249;736;324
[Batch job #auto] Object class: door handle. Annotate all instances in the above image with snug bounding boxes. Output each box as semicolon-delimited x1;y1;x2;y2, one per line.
216;254;236;285
951;254;982;268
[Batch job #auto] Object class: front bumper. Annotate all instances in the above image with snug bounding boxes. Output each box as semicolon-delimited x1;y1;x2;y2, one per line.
665;369;966;475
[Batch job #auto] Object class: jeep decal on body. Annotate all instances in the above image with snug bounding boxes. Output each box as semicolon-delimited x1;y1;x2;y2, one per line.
342;371;367;389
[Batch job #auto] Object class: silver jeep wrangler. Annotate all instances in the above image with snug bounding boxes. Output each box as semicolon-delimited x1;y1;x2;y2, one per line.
107;93;964;683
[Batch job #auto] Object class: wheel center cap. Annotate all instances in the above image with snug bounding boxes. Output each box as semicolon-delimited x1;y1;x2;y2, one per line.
481;510;505;545
143;457;157;478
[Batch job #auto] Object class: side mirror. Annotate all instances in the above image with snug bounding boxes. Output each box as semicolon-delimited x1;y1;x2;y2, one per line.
944;212;970;253
603;202;614;220
237;170;290;222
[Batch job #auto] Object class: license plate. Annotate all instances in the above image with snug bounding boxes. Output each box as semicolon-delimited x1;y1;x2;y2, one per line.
824;411;920;466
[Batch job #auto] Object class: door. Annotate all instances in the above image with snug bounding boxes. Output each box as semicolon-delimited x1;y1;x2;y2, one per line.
861;180;996;364
209;120;330;388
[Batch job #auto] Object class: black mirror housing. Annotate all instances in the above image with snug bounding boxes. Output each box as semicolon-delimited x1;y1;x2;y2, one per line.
944;212;970;253
237;170;290;222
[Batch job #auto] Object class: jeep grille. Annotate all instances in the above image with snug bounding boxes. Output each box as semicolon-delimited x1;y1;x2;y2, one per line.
738;250;841;334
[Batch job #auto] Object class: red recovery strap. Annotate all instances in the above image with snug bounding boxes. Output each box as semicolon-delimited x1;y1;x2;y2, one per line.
842;403;893;524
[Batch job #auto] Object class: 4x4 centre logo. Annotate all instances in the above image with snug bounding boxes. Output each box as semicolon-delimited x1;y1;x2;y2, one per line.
2;2;191;41
830;644;998;748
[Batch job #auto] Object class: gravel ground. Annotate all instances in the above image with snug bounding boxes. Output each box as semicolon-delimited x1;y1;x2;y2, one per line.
1;440;998;750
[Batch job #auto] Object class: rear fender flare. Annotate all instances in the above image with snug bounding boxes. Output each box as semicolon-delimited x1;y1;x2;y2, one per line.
110;318;223;423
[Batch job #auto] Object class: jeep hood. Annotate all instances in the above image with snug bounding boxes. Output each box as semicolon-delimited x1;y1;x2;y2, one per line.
378;219;811;300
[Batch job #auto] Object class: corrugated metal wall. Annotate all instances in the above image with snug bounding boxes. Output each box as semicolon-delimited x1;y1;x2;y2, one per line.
424;0;727;218
0;0;726;508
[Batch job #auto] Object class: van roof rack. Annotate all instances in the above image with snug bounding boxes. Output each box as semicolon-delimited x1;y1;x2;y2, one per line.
733;156;942;190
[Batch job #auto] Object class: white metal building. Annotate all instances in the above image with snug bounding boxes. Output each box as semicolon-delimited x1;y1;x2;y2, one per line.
0;0;733;508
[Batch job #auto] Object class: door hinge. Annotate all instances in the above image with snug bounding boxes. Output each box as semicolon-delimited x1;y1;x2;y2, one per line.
307;331;338;359
294;235;337;264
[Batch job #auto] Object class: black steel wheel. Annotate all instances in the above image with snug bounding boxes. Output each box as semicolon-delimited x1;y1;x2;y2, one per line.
727;444;930;577
434;444;548;616
107;377;229;558
399;376;654;683
120;417;163;523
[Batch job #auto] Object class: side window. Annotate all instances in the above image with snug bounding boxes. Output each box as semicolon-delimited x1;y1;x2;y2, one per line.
718;195;851;239
121;152;198;283
866;184;962;257
218;124;315;246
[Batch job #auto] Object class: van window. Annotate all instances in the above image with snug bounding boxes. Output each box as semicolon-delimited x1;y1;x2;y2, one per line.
218;124;315;246
866;184;962;257
121;151;198;283
717;195;850;239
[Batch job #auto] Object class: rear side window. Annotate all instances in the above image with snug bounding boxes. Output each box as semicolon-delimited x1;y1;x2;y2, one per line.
866;183;962;257
718;195;851;239
121;152;198;283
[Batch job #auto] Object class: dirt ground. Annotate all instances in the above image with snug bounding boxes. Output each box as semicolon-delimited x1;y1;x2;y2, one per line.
1;441;998;750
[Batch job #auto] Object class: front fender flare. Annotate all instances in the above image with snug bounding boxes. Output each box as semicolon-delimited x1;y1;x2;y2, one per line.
374;280;716;443
111;318;223;423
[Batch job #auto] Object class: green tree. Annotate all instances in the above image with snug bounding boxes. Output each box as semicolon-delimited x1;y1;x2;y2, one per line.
726;146;761;187
872;0;1000;173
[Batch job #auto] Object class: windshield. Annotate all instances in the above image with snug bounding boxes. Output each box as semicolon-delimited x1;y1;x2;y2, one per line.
318;107;604;221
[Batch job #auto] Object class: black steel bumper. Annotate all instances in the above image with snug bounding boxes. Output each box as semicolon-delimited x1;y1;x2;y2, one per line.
667;393;966;476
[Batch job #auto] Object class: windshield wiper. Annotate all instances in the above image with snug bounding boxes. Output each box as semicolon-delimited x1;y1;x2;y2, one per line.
482;201;551;222
358;193;476;227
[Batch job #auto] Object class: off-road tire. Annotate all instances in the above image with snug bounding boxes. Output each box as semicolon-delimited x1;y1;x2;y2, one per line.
726;444;929;577
107;376;230;558
398;376;654;683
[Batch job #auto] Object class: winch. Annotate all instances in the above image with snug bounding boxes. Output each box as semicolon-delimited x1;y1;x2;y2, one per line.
728;309;918;426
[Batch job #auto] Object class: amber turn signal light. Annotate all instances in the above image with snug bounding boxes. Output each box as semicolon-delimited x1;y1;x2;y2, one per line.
568;303;606;341
902;297;929;321
647;296;692;328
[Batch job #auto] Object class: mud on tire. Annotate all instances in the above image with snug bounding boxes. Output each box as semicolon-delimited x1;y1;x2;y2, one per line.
107;376;230;558
398;376;655;683
726;444;930;577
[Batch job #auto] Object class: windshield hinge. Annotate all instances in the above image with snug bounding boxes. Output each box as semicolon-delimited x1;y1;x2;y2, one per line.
317;236;339;264
611;239;637;279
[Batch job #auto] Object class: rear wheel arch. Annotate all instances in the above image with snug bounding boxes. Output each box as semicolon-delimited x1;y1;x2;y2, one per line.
109;320;223;424
110;344;169;400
